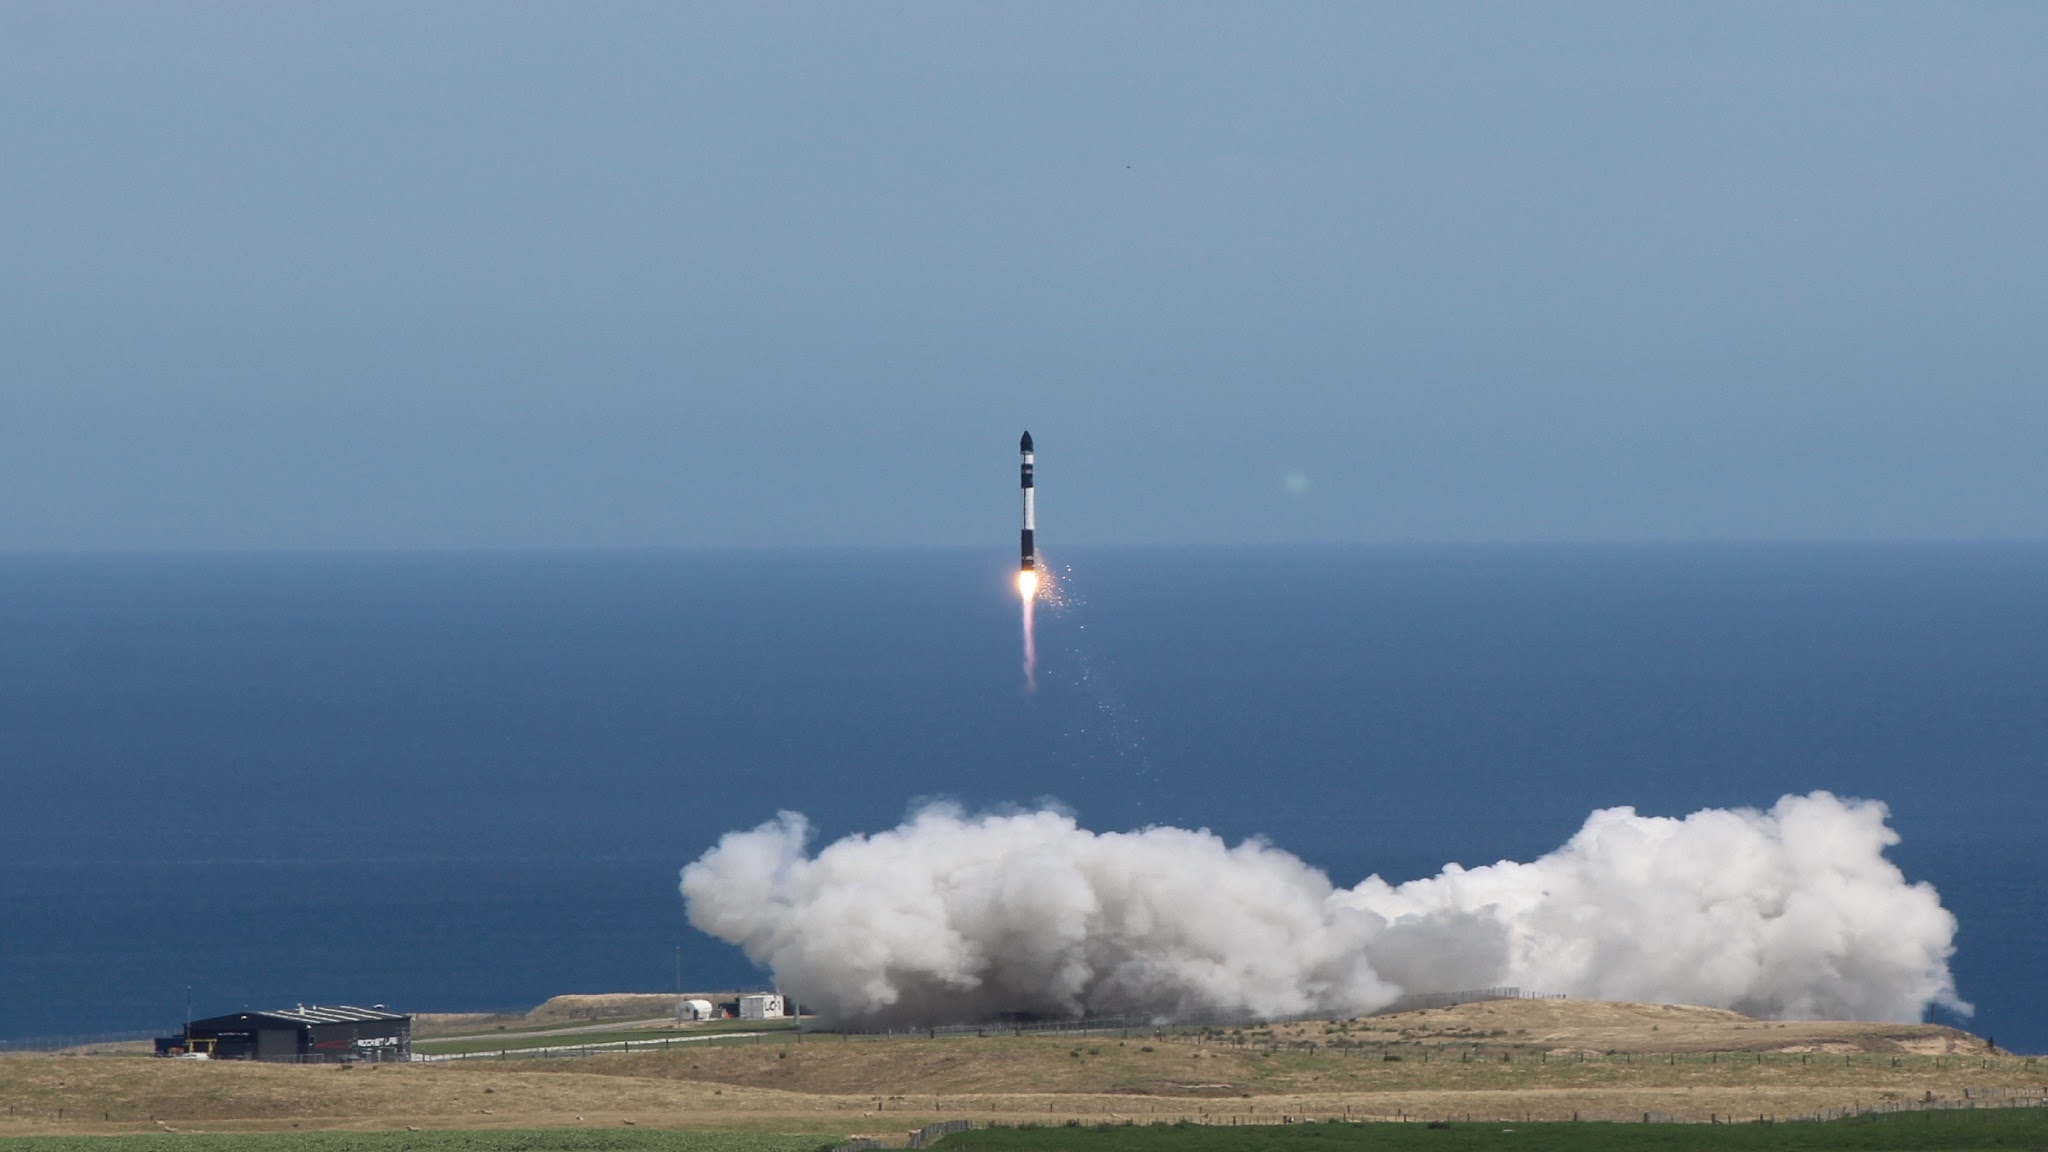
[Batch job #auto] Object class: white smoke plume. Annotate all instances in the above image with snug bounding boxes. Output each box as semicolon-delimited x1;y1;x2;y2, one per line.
681;792;1965;1027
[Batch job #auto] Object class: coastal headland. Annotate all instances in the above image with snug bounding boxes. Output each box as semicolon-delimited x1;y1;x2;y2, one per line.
2;998;2037;1144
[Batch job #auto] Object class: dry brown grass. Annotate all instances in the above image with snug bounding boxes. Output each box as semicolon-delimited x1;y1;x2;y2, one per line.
1241;999;1989;1057
412;993;677;1037
2;1002;2034;1142
414;993;755;1038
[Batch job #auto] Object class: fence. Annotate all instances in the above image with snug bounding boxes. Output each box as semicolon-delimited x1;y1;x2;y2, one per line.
855;1016;1152;1039
412;1028;793;1062
828;1119;974;1152
1372;987;1563;1015
907;1120;972;1147
831;1096;2048;1149
839;989;1558;1039
0;1030;159;1053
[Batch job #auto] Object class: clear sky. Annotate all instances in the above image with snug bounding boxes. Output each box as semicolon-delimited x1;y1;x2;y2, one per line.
3;3;2044;550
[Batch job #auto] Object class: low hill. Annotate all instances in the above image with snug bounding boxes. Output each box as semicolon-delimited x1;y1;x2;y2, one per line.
415;993;759;1038
1260;999;1990;1057
0;1001;2031;1142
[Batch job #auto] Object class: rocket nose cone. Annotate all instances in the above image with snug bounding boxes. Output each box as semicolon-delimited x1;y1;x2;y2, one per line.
1020;431;1033;452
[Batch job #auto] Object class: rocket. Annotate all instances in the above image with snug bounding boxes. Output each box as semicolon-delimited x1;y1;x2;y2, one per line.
1019;431;1036;576
1015;431;1041;674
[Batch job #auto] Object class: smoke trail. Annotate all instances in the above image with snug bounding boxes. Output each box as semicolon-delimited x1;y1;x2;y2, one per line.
681;792;1965;1028
1018;559;1060;693
1021;594;1036;691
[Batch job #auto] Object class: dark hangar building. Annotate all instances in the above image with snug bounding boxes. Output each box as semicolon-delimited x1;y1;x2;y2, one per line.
158;1004;411;1062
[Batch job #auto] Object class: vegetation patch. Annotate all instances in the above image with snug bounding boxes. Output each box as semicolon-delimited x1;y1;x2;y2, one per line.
1106;1081;1244;1097
415;1020;797;1056
932;1109;2048;1152
0;1131;833;1152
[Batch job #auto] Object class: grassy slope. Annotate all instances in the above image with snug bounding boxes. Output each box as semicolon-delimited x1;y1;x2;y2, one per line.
0;1112;2043;1152
930;1111;2048;1152
416;1021;794;1057
415;1019;679;1043
0;1134;828;1152
2;1004;2036;1137
545;1032;2039;1103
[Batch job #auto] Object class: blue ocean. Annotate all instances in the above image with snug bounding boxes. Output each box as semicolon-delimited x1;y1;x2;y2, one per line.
1;547;2042;1048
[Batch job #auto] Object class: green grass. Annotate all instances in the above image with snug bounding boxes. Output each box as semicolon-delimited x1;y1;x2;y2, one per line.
418;1018;679;1041
931;1109;2048;1152
413;1031;684;1057
415;1021;798;1056
0;1132;832;1152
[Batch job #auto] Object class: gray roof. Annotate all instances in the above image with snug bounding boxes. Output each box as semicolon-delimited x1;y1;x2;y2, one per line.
255;1005;408;1025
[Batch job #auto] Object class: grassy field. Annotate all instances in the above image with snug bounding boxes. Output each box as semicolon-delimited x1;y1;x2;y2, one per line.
2;1002;2036;1144
0;1111;2043;1152
415;998;708;1039
415;1020;796;1058
415;1018;680;1042
0;1133;830;1152
930;1110;2048;1152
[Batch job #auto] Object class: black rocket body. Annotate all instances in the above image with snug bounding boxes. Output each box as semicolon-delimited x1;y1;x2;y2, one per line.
1019;431;1036;574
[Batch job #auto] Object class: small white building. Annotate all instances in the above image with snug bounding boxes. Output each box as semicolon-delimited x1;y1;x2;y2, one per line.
677;998;716;1022
737;993;785;1020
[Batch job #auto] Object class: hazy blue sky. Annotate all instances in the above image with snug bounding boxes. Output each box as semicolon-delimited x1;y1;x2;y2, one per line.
3;3;2044;549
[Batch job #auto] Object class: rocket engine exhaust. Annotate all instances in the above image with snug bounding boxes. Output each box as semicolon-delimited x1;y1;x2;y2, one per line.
682;792;1968;1030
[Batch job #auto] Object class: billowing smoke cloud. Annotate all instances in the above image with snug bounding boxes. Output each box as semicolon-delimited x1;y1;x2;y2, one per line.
681;792;1965;1028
